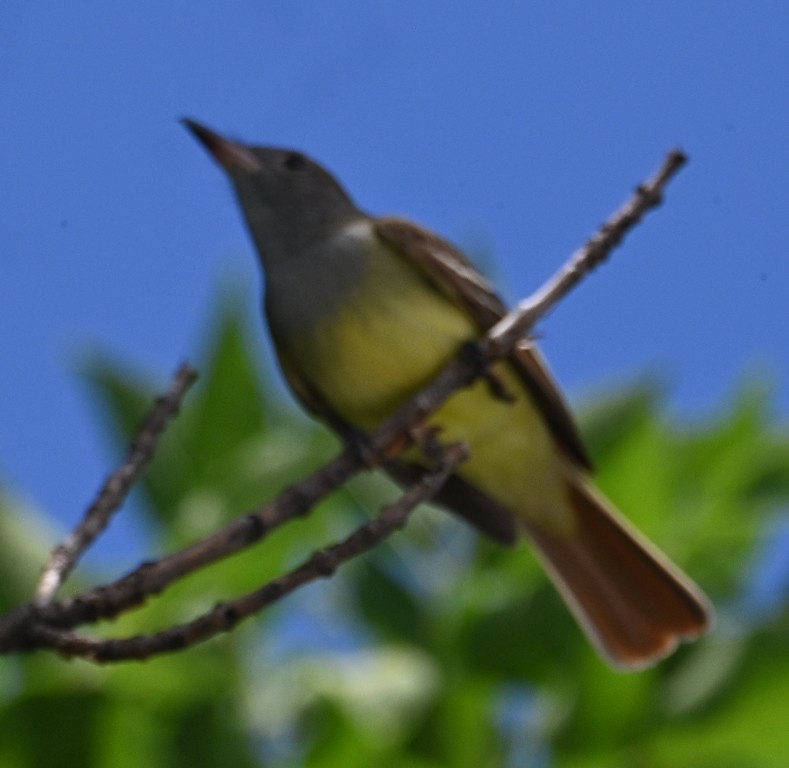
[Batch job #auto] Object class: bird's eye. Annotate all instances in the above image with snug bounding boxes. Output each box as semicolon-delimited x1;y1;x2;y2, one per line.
284;152;307;171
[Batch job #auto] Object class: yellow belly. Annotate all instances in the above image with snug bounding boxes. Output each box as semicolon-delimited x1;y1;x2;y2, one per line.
286;245;569;530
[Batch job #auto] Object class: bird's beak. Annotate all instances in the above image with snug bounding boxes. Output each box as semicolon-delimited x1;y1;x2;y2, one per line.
181;118;261;172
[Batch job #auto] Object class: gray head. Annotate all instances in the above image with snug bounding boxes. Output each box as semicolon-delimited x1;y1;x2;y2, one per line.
183;119;363;266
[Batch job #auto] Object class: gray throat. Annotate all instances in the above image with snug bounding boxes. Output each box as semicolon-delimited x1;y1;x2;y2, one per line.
262;216;374;343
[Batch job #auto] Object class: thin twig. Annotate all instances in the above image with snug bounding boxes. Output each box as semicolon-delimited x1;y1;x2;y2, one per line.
488;149;687;356
35;363;198;604
0;425;374;652
24;443;468;662
27;448;364;631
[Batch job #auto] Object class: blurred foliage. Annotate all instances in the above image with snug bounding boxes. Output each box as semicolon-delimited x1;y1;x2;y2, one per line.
1;294;788;767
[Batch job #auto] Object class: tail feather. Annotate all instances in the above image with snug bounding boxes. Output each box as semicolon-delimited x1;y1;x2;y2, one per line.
524;476;713;670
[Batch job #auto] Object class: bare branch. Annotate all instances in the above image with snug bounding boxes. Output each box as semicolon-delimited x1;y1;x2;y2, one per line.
0;446;369;653
488;149;688;355
22;443;467;662
0;150;687;659
35;363;199;604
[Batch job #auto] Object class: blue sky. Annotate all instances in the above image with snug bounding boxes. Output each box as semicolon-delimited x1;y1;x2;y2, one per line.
1;2;787;554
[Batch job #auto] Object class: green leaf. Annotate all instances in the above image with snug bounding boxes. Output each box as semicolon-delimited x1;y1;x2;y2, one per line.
354;557;428;645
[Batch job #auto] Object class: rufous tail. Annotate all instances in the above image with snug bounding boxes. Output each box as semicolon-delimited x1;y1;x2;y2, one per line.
524;476;713;670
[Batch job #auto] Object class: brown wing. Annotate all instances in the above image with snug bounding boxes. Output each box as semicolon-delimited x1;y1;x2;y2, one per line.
375;216;592;471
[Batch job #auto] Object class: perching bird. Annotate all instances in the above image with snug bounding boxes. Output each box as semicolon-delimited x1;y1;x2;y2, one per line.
184;119;712;669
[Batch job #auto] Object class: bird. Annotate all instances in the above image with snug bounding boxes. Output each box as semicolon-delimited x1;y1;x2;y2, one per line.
183;118;712;670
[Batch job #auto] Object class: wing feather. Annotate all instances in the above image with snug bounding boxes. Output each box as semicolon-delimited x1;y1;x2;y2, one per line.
375;216;591;470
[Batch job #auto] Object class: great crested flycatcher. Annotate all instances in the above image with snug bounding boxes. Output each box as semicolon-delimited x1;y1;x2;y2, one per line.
184;119;712;669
